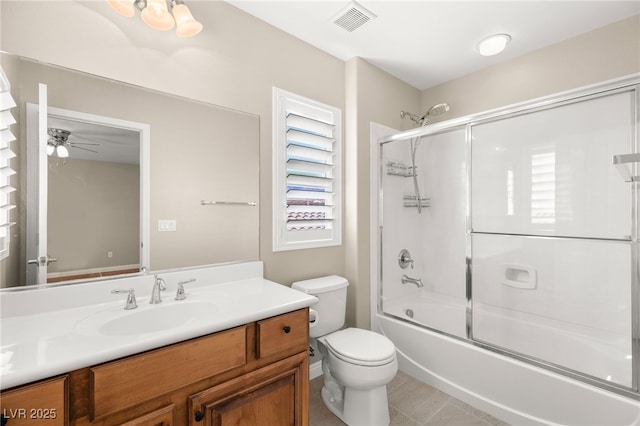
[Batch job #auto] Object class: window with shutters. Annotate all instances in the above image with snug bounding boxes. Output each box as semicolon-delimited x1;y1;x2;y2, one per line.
272;88;342;251
0;67;17;260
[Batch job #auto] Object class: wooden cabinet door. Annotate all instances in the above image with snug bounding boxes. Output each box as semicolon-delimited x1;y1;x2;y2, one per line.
0;376;67;426
189;352;308;426
118;404;175;426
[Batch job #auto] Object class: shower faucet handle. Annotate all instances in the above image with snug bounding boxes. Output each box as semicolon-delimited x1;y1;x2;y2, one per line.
398;249;414;269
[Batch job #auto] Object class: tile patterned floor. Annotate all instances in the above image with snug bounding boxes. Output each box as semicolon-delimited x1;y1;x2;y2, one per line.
310;371;510;426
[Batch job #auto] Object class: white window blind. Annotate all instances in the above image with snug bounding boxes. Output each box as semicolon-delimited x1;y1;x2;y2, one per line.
0;66;17;260
273;87;342;251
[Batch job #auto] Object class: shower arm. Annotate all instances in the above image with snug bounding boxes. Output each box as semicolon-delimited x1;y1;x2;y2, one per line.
400;111;422;125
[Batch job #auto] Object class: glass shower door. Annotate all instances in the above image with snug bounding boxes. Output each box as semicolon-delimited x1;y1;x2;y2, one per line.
470;89;637;389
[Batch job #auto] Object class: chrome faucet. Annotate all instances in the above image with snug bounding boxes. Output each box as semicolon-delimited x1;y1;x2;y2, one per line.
150;275;166;304
175;278;196;301
112;288;137;310
401;274;423;288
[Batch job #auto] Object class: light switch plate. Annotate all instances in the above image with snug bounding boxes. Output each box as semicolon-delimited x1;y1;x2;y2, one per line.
158;219;176;232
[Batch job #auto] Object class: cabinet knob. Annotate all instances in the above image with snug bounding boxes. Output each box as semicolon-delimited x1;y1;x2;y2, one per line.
283;325;291;334
194;411;205;422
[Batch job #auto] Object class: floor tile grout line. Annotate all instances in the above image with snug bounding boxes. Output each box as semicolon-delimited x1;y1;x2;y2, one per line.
310;373;508;426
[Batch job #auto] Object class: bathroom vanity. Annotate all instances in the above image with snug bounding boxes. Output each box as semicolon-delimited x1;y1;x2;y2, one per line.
0;261;316;425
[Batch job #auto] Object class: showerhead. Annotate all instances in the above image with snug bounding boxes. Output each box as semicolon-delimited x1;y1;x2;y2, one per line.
420;103;451;126
401;103;451;127
425;103;450;117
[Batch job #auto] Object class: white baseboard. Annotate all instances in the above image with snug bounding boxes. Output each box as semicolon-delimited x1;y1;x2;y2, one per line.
310;360;323;380
47;264;139;279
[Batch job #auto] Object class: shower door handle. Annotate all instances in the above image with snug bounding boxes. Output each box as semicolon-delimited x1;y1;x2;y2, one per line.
502;264;537;289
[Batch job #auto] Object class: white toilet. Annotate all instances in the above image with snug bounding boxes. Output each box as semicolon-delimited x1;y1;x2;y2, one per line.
292;275;397;426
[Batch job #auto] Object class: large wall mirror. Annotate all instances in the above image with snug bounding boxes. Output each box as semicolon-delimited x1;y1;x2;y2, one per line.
0;53;260;289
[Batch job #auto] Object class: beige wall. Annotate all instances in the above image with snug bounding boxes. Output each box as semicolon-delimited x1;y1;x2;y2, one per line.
48;158;140;274
421;15;640;122
345;58;420;328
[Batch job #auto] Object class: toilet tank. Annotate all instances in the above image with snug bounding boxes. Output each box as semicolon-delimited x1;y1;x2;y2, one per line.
291;275;348;338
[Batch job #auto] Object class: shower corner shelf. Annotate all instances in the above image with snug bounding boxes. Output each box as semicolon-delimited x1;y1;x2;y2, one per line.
386;161;415;177
613;153;640;182
403;195;430;208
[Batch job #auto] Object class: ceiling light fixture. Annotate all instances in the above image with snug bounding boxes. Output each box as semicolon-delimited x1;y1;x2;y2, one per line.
47;128;71;159
476;34;511;56
106;0;203;37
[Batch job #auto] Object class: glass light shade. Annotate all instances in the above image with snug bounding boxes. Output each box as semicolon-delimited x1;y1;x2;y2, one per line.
477;34;511;56
173;4;203;37
56;145;69;158
141;0;175;31
106;0;136;18
47;143;55;156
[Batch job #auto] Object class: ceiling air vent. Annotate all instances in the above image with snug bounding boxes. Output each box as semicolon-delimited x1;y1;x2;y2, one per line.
332;1;376;32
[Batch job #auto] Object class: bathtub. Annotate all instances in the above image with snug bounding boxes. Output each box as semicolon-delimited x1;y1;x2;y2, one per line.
377;298;640;426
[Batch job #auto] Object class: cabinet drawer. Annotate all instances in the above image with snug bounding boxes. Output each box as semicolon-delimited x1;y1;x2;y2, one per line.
0;376;68;426
257;309;308;359
91;326;246;419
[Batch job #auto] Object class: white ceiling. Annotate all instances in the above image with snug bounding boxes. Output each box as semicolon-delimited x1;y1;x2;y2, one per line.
48;116;140;164
224;0;640;90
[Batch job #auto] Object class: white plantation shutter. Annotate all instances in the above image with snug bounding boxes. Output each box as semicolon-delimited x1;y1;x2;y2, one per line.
0;67;17;259
273;88;342;251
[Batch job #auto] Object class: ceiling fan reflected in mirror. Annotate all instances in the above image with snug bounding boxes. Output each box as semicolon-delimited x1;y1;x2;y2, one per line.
47;127;100;158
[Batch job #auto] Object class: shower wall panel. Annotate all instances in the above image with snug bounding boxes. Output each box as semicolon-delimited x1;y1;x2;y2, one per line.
381;138;424;304
380;128;467;338
420;129;467;301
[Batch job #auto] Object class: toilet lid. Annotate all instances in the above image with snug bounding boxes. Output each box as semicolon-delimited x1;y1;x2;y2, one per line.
325;328;396;366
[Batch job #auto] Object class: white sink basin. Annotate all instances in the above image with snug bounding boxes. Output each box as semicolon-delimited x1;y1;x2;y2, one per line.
75;301;217;336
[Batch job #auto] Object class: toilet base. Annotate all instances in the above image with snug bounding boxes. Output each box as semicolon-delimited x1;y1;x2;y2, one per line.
321;382;391;426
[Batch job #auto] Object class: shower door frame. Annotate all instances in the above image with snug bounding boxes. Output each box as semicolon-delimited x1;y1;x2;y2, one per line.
374;74;640;401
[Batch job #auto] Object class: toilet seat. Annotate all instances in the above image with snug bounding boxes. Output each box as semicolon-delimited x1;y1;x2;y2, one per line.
325;328;396;366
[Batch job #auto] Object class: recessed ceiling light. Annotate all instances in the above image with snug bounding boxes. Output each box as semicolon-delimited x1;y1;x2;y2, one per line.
477;34;511;56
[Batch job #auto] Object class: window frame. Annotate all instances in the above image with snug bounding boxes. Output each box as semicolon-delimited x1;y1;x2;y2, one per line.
272;87;342;252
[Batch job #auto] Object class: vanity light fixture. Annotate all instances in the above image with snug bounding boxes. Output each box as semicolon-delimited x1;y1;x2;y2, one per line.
106;0;203;37
476;33;511;56
141;0;175;31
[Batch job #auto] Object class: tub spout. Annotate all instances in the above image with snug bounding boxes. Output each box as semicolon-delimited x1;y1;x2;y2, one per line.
401;274;423;288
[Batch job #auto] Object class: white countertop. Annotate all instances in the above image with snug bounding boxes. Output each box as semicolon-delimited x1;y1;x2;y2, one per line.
0;262;317;390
